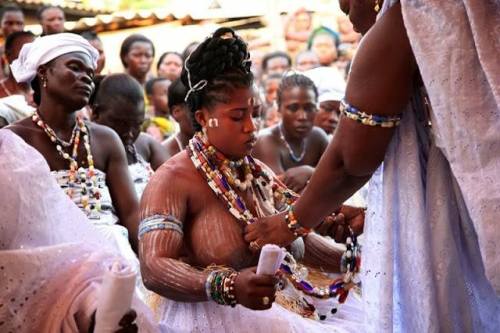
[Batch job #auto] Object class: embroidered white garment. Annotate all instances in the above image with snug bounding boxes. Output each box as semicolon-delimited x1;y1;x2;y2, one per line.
362;1;500;332
51;168;138;269
0;129;158;332
128;155;154;200
0;95;34;125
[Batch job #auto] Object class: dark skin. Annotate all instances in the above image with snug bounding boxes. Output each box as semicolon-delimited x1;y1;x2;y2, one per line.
123;42;154;85
253;85;329;193
245;2;417;247
1;11;24;37
0;34;35;99
92;98;168;170
314;100;341;135
162;103;195;158
40;7;65;35
7;52;140;253
140;86;343;310
339;0;384;35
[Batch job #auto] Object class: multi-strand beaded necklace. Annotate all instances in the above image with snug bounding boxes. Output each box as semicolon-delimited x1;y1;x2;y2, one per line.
187;132;361;318
32;112;102;217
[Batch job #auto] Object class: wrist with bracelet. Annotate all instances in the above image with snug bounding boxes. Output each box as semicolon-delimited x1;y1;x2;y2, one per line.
284;204;311;238
205;269;238;307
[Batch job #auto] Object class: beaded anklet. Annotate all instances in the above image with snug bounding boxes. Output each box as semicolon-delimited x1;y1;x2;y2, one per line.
340;99;402;128
205;269;238;307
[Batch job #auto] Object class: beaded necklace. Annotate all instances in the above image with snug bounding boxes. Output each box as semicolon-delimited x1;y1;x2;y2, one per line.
187;132;361;315
32;112;102;216
278;122;306;163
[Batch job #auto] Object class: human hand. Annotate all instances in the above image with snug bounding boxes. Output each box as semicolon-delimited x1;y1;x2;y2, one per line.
279;165;314;193
315;205;365;243
234;267;278;310
88;309;138;333
244;212;297;252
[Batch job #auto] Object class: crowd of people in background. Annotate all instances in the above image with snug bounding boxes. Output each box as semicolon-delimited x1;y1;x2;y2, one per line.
1;1;498;332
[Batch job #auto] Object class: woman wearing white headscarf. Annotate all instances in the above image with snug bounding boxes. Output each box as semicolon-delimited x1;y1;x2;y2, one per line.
7;33;140;265
246;1;499;332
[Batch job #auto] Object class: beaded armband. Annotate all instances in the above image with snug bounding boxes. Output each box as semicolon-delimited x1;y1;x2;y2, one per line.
205;269;238;307
138;214;183;238
285;205;311;238
340;99;402;128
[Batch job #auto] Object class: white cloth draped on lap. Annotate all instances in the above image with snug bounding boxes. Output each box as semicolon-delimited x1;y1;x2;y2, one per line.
0;129;158;332
156;296;364;333
362;1;500;332
0;95;34;125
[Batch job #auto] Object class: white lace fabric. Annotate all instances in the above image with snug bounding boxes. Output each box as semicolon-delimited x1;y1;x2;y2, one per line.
0;129;158;332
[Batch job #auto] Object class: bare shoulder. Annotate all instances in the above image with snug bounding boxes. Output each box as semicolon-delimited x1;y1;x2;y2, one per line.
310;126;329;144
86;121;121;142
151;151;198;186
257;125;280;144
5;117;39;142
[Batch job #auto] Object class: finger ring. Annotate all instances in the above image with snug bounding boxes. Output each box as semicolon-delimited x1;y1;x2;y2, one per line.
262;296;270;305
249;240;261;251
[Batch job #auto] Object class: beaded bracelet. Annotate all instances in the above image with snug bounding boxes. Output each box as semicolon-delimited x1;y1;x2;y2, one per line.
205;269;238;307
285;205;311;238
340;99;402;128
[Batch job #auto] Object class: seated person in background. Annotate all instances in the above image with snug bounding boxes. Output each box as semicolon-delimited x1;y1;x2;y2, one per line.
295;50;320;72
92;73;168;198
162;78;194;157
144;77;178;142
304;66;346;138
253;73;329;193
261;51;292;77
156;51;183;81
262;73;282;128
0;31;35;128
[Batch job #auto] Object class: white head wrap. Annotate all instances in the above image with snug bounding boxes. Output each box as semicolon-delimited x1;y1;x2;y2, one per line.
10;33;99;83
304;66;346;103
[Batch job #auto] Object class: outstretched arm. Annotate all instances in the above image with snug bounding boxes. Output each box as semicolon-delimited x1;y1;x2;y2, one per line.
245;3;417;246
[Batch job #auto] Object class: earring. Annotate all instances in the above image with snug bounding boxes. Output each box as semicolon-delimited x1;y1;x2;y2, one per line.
42;77;47;88
374;0;380;13
202;127;208;136
208;118;219;128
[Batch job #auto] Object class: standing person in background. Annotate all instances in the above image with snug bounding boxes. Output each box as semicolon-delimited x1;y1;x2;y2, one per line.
81;31;106;74
308;26;340;67
120;34;155;86
0;31;35;128
157;51;182;81
0;5;24;79
162;78;194;157
261;51;292;77
253;73;328;193
144;77;177;142
295;50;320;72
37;5;65;36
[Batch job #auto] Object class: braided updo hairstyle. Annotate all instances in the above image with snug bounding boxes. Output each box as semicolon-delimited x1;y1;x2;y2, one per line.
181;27;253;131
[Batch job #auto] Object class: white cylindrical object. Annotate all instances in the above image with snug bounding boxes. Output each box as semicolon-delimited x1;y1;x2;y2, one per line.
257;244;286;275
94;260;137;333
